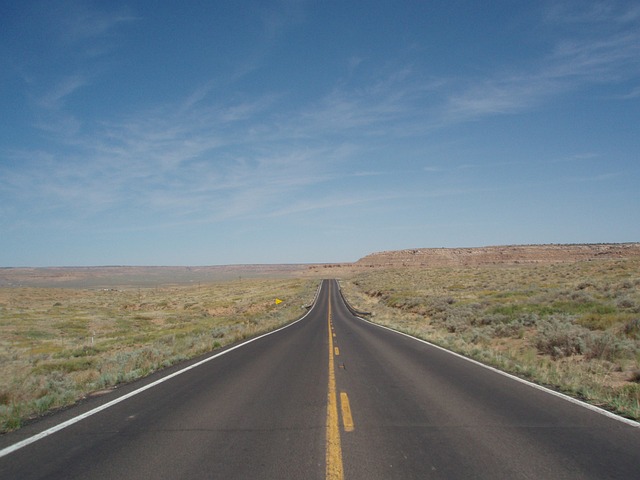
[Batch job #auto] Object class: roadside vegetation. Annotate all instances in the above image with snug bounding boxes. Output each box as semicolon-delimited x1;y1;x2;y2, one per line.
340;258;640;420
0;278;317;432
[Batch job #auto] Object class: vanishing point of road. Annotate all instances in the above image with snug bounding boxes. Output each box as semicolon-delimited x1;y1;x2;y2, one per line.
1;279;639;479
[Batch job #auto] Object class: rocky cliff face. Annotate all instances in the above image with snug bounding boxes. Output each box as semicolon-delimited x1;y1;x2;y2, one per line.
356;244;640;267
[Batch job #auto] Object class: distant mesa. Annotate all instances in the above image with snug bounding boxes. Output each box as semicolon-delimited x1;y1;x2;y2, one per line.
355;243;640;267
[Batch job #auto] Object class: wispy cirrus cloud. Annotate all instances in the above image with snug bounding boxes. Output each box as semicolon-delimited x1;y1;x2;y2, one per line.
54;0;136;48
36;75;87;110
4;1;638;236
544;1;640;26
1;86;349;229
273;3;639;137
267;191;402;218
568;172;622;183
15;2;135;135
258;0;307;39
290;70;444;139
613;85;640;99
443;2;640;122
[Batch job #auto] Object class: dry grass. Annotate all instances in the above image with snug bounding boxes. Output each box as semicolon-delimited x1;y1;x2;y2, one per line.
340;258;640;420
0;277;317;432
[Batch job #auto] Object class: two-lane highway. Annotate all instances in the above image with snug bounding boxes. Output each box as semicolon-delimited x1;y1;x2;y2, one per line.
1;279;639;479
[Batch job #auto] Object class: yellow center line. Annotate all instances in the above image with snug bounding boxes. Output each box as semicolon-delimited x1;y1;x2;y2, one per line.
326;283;344;480
340;392;354;432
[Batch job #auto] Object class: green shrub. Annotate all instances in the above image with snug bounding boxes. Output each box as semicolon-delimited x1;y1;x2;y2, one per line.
584;333;635;361
623;318;640;339
534;317;588;358
478;313;510;326
493;322;525;338
32;358;96;374
423;296;455;322
54;346;101;358
444;316;468;333
578;312;635;330
616;296;637;311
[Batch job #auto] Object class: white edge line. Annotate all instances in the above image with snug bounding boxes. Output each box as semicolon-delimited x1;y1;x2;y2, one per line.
354;315;640;428
0;284;323;459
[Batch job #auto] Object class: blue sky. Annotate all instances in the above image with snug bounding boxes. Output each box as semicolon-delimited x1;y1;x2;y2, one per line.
1;1;639;266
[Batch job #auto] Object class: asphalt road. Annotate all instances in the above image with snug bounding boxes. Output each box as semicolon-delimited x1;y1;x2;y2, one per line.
1;279;639;479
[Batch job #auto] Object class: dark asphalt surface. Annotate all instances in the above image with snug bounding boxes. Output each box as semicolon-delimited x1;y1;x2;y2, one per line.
1;279;639;479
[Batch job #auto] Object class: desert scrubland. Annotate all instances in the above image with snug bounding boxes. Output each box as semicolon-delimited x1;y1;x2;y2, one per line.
0;275;316;432
339;245;640;421
2;244;639;432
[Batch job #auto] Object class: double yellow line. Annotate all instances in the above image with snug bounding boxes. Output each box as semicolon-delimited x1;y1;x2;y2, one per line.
326;282;354;480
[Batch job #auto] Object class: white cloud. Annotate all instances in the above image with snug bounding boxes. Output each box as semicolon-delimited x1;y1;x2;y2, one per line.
568;172;621;182
613;85;640;99
443;2;640;122
36;75;87;110
2;84;355;229
56;1;136;47
545;1;640;25
258;0;307;39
